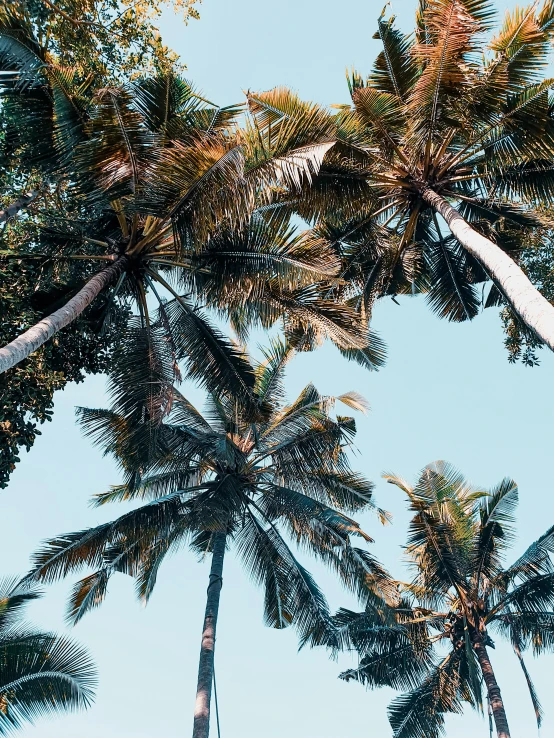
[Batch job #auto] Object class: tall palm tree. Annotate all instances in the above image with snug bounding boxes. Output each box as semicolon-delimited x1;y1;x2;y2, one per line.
25;338;393;738
294;0;554;352
332;461;554;738
0;578;96;733
0;16;372;379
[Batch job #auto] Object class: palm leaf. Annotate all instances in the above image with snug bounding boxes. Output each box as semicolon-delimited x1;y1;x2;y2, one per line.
0;632;96;734
387;652;465;738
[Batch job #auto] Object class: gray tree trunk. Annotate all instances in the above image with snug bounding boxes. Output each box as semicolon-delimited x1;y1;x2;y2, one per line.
192;531;227;738
473;638;510;738
421;187;554;352
0;191;38;223
0;256;127;374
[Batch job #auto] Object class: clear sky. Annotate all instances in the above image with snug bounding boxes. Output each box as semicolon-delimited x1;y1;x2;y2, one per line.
3;1;554;737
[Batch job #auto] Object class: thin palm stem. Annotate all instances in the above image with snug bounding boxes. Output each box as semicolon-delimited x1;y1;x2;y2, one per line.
193;531;227;738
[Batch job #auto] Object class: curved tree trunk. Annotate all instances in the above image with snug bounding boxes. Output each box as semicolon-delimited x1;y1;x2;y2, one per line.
473;638;510;738
0;256;127;375
421;187;554;352
193;531;227;738
0;191;39;223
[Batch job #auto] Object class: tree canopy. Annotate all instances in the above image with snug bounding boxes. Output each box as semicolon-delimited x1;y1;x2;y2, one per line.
333;462;554;738
290;0;554;359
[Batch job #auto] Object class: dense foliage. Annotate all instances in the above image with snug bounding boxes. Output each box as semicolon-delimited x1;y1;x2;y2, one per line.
0;12;383;482
0;253;128;487
0;0;185;483
3;0;200;78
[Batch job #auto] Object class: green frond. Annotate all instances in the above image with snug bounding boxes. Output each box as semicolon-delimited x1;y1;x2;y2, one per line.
408;0;486;150
160;297;256;404
131;72;241;140
397;462;481;600
489;2;554;91
0;580;41;632
511;642;543;727
387;653;466;738
493;572;554;617
423;234;482;322
254;335;295;407
0;632;96;734
244;87;336;196
235;510;331;639
29;525;114;584
49;65;93;164
502;523;554;585
153;138;249;247
0;16;46;85
78;86;155;203
336;329;388;372
135;526;188;603
352;87;405;158
490;610;554;655
370;13;418;99
339;618;436;691
66;569;112;625
473;477;518;582
0;578;96;733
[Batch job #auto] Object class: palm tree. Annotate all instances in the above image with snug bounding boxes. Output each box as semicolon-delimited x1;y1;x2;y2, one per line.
296;0;554;352
333;461;554;738
25;338;393;738
0;578;96;733
0;17;372;379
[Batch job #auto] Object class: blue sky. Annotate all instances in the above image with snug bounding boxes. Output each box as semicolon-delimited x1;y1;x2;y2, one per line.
4;1;554;736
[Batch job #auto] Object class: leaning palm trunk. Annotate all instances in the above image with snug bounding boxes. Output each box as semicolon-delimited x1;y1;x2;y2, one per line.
0;191;38;223
421;188;554;351
0;256;127;374
472;637;510;738
193;531;227;738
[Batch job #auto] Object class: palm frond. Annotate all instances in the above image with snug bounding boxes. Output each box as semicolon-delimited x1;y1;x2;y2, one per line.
511;640;543;727
387;652;466;738
0;632;96;734
0;580;41;632
339;618;436;691
235;510;331;640
370;12;418;99
501;522;554;585
473;477;518;583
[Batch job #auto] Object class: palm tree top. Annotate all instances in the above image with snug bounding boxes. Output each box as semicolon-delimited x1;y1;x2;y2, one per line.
27;339;394;645
335;460;554;738
294;0;554;351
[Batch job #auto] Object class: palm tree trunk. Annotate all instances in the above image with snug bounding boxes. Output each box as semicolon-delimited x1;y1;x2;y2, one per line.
473;638;510;738
0;191;38;223
421;187;554;352
0;256;127;375
193;531;227;738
